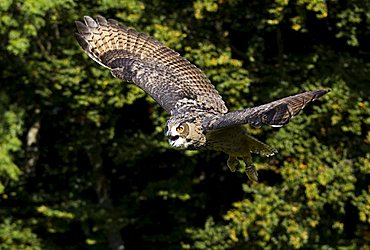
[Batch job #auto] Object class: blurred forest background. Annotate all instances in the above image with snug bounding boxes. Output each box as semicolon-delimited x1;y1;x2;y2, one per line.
0;0;369;249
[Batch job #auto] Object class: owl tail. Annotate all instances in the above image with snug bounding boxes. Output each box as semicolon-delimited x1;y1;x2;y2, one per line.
244;134;277;157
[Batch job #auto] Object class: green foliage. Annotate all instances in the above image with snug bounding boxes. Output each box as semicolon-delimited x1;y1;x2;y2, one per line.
184;218;233;249
0;94;23;194
0;219;42;250
0;0;369;249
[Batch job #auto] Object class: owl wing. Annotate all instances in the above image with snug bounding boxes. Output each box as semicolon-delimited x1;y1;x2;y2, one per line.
75;16;228;115
203;89;329;131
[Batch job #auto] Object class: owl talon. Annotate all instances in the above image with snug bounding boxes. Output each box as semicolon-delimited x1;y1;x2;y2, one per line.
246;165;258;182
227;156;238;172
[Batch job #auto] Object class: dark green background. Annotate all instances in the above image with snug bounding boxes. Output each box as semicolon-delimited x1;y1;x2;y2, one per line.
0;0;369;249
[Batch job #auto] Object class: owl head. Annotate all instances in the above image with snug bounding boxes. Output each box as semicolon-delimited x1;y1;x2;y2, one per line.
165;115;206;149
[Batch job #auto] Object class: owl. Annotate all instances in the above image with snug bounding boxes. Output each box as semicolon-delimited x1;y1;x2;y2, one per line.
75;16;329;181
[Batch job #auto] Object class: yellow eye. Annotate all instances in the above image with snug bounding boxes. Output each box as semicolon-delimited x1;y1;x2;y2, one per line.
176;126;184;133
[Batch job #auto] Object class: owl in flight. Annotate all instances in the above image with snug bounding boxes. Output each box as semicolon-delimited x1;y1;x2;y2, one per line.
75;16;329;181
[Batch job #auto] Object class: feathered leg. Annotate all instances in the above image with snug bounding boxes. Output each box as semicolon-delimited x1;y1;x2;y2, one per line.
227;155;238;172
242;153;259;182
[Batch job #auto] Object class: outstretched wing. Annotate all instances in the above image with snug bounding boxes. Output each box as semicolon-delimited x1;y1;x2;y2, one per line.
203;89;329;131
75;16;227;115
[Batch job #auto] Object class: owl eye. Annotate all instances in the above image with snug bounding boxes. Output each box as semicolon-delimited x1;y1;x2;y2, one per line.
176;126;184;133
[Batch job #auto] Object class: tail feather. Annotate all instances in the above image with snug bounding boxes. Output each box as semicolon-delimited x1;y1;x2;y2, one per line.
244;134;277;157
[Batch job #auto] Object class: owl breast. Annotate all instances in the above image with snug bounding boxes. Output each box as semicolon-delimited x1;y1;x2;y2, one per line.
205;126;251;156
206;125;277;159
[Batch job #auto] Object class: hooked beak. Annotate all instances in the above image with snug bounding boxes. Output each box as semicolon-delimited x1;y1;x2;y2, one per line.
170;135;179;141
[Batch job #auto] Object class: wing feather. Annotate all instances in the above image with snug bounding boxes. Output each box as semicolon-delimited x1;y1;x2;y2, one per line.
75;16;227;114
203;90;330;131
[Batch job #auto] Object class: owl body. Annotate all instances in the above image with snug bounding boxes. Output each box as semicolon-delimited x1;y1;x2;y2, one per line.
165;113;276;180
205;126;276;159
76;16;329;181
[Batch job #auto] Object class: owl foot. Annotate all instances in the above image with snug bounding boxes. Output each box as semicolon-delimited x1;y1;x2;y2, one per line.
245;165;258;182
241;155;258;182
227;155;238;172
227;155;258;181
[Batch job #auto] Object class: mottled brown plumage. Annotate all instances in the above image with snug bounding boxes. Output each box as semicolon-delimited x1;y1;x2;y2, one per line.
75;16;329;181
75;16;227;114
203;90;329;131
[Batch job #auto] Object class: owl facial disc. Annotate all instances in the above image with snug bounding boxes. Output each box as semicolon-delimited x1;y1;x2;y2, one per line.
165;125;185;148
